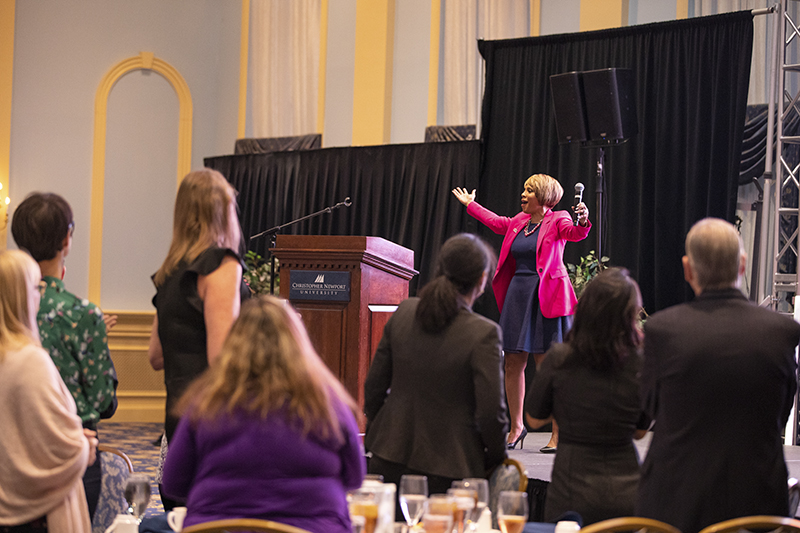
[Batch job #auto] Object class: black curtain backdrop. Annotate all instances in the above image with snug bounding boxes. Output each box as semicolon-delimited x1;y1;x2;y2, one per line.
477;11;754;314
204;141;481;297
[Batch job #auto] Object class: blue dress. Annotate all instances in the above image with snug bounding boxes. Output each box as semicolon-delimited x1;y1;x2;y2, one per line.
499;225;572;354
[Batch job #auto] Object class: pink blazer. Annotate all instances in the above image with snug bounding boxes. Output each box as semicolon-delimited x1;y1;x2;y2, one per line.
467;201;591;318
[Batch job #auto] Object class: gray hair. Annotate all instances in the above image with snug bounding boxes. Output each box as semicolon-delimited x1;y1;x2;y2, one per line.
685;218;743;290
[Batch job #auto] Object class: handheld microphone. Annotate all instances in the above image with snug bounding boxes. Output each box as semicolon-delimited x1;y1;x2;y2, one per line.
573;183;584;226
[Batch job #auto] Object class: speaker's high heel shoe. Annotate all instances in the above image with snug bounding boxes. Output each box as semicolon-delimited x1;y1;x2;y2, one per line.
507;428;528;450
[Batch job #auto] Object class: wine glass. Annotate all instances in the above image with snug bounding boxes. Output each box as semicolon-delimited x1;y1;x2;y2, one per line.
348;489;379;533
124;474;152;521
399;474;428;528
496;491;528;533
446;488;475;533
423;494;455;533
454;478;488;531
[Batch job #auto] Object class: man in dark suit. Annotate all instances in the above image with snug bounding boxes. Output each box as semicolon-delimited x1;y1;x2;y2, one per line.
637;218;800;533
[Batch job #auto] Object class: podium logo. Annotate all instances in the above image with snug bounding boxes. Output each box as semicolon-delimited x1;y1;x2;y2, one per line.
290;270;350;302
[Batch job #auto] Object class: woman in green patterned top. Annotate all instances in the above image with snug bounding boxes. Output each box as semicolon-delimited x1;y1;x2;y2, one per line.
11;192;118;520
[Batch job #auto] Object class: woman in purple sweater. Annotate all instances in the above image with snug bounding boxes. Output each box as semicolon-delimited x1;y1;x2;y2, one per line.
161;296;366;533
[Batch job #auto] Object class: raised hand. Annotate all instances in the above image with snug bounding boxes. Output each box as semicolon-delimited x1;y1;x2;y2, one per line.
103;313;118;332
452;187;476;207
573;202;589;226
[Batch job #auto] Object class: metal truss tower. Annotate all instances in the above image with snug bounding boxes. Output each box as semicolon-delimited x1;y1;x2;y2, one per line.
773;1;800;317
770;0;800;445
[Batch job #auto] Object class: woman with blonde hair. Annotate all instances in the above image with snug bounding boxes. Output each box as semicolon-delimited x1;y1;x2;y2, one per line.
148;168;250;509
0;250;97;533
454;174;590;452
161;295;365;533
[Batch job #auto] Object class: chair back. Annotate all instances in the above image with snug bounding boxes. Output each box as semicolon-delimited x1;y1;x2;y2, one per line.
488;458;529;528
789;479;800;519
579;517;681;533
91;445;134;533
182;519;312;533
697;515;800;533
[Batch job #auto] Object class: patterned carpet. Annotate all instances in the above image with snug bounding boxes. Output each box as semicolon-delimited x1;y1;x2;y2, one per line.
97;422;164;517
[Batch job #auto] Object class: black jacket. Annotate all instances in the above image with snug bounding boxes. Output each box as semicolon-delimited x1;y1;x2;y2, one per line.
637;288;800;533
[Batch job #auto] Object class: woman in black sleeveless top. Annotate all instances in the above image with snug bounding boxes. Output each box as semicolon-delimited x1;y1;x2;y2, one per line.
148;169;250;509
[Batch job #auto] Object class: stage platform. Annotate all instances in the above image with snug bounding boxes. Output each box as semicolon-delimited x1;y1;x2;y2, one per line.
511;431;800;482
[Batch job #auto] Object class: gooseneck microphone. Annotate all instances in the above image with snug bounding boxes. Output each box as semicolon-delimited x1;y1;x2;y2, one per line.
573;183;584;226
250;197;353;240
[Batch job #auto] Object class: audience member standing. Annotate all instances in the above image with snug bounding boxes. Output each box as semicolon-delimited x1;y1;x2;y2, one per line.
453;174;590;452
526;268;649;525
637;218;800;533
149;169;250;509
0;250;96;533
11;192;118;519
161;296;365;533
364;233;508;503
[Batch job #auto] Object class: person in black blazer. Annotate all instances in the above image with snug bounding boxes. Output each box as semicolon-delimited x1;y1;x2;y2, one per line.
364;233;509;500
637;218;800;533
526;268;649;525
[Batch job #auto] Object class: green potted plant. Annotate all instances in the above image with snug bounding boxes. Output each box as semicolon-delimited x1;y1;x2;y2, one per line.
243;250;279;295
567;250;609;299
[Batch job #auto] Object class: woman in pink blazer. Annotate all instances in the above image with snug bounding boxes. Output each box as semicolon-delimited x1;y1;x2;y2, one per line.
453;174;590;452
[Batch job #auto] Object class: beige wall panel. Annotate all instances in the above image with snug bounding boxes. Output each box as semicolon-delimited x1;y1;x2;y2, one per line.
106;310;165;423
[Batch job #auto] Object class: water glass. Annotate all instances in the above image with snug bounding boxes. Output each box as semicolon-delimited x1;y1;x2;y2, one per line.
399;474;428;527
423;494;454;533
456;479;489;531
123;474;151;521
348;489;379;533
446;488;476;533
496;491;528;533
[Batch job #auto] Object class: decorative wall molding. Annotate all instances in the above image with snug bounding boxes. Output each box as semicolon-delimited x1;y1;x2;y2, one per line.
89;52;193;303
106;310;165;423
112;391;166;423
0;0;14;251
427;0;439;126
318;0;329;135
238;0;250;139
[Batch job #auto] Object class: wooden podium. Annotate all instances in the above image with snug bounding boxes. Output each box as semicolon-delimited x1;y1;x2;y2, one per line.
272;236;417;416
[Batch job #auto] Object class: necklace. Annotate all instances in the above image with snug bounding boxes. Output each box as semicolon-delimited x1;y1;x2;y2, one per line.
524;219;542;237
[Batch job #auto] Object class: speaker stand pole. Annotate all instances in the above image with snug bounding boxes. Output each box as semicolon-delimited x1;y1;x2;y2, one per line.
269;233;278;295
595;147;605;258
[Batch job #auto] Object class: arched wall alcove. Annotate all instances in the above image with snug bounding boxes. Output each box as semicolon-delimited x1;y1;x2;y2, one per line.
89;52;192;304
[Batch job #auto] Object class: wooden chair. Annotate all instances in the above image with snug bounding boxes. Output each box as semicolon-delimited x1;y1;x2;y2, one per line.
789;478;800;519
92;445;134;533
97;444;134;473
697;516;800;533
493;457;528;492
579;517;681;533
488;458;529;528
182;519;313;533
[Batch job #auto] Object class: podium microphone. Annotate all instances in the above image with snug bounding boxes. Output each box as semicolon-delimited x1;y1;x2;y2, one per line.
250;197;354;240
573;183;584;226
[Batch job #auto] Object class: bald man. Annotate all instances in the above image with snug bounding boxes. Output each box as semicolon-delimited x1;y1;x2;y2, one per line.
636;218;800;533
